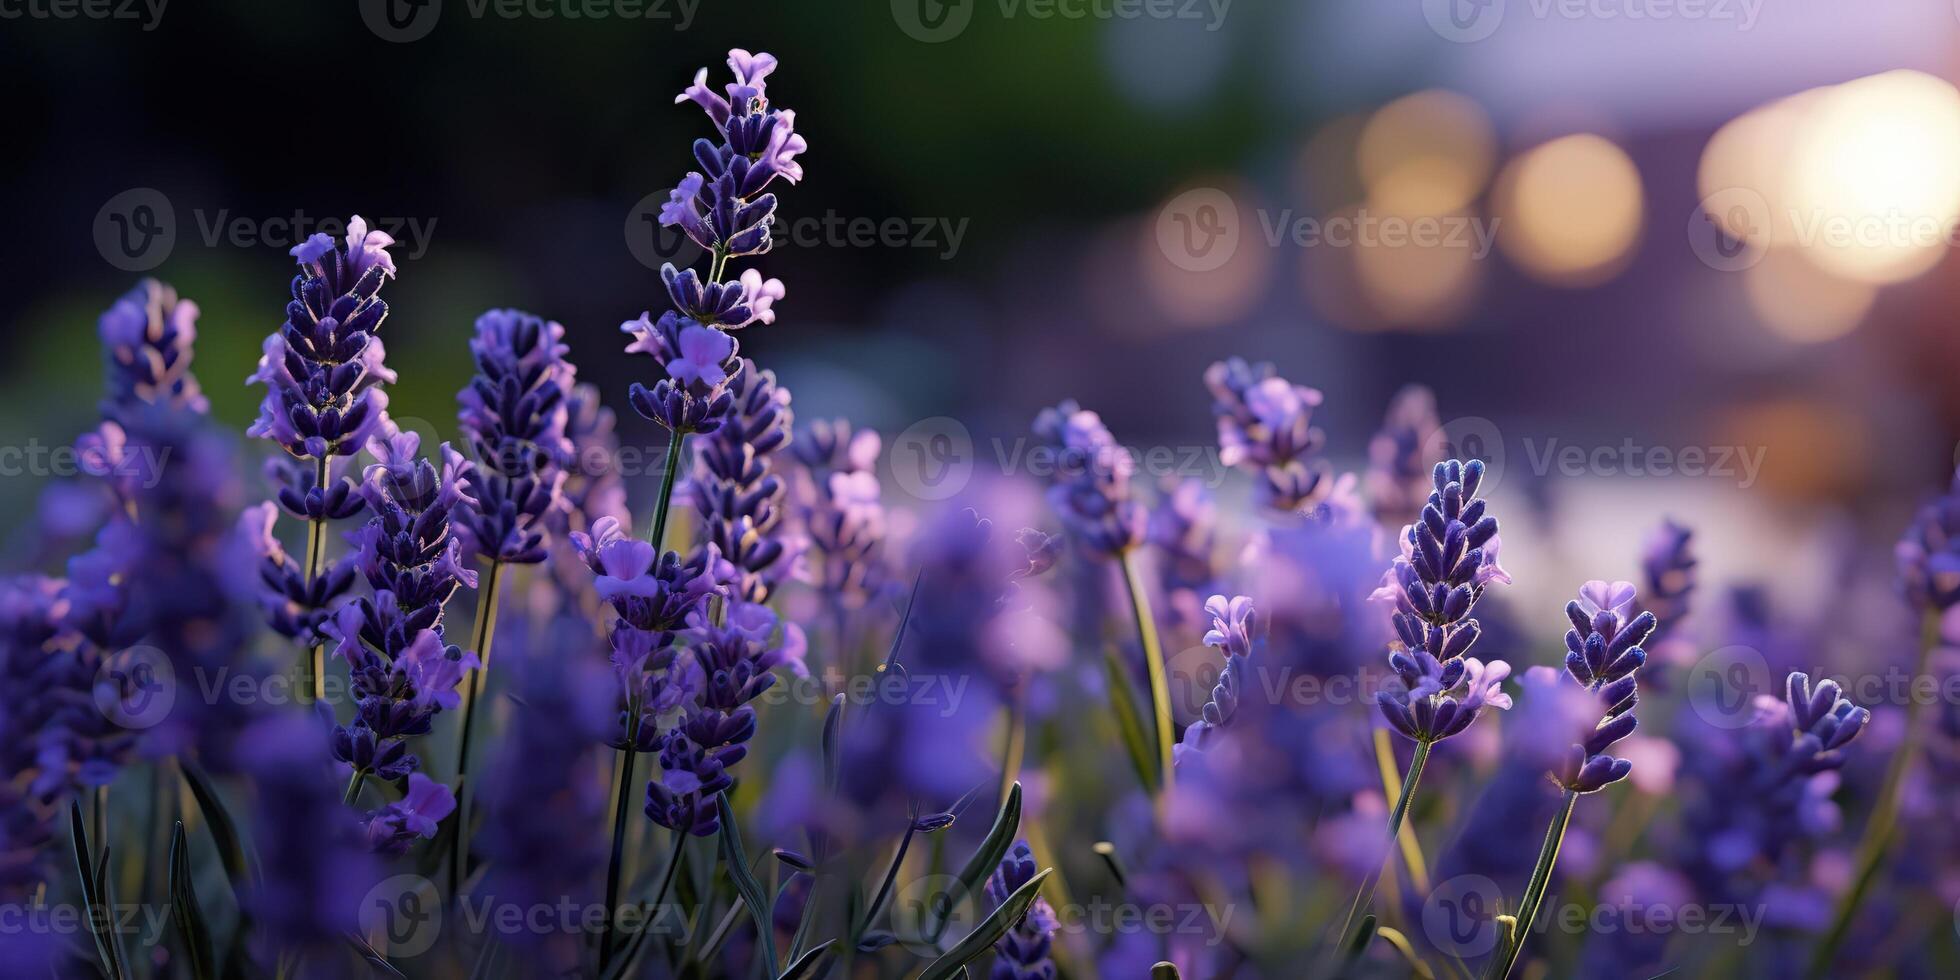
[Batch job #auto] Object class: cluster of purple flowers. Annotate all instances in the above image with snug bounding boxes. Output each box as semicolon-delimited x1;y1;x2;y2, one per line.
326;431;481;852
692;362;795;603
1176;594;1257;762
455;310;576;566
987;840;1059;979
1205;357;1331;513
1372;459;1513;744
791;418;891;612
1032;400;1146;556
1552;581;1655;793
1362;384;1440;531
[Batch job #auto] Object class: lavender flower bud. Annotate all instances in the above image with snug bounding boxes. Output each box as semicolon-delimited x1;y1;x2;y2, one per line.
986;840;1058;980
1897;466;1960;611
99;278;208;422
693;360;794;602
1363;384;1440;531
1177;595;1259;760
1552;581;1655;794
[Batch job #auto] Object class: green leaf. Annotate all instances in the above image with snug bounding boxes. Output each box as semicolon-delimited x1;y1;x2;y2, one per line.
169;823;216;980
1151;963;1183;980
1102;647;1159;794
917;868;1052;980
715;794;778;977
179;760;254;887
344;933;406;978
68;801;118;980
777;939;837;980
927;782;1022;943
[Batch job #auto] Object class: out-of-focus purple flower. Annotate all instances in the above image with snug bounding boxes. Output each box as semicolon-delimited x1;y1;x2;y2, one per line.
456;310;575;565
239;713;381;965
1552;581;1655;794
1032;400;1146;557
1638;518;1697;626
363;771;457;856
248;216;397;469
1898;466;1960;611
986;840;1057;980
475;649;614;973
99;278;208;422
0;576;68;903
693;361;794;603
791;418;890;612
1363;384;1440;532
1205;357;1329;512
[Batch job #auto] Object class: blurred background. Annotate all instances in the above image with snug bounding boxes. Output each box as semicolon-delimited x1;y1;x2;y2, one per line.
5;0;1960;627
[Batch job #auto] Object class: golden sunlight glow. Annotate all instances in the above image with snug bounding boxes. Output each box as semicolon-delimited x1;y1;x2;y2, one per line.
1742;247;1875;344
1494;134;1643;287
1357;90;1497;216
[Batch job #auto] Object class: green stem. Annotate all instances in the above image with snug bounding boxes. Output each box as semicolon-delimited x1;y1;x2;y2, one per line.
999;690;1027;808
300;454;329;704
647;431;688;549
599;735;642;972
1118;547;1175;793
342;769;368;807
1486;789;1579;980
1807;610;1940;978
1339;738;1430;949
449;558;505;899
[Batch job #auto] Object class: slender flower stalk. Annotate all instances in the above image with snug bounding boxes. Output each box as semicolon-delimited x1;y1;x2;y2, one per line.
247;219;399;703
1487;581;1655;979
1033;401;1170;789
1808;479;1959;976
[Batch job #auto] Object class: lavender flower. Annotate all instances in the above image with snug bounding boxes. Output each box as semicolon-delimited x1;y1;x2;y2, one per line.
646;601;804;836
98;278;208;422
1363;384;1440;531
1371;459;1512;744
986;840;1058;980
693;360;794;602
456;309;575;565
1553;581;1655;793
1897;465;1960;611
1177;595;1256;760
249;217;398;513
238;713;381;966
329;430;478;849
240;501;355;642
1638;518;1697;626
790;418;889;609
1204;358;1330;513
0;576;67;903
622;308;743;435
1032;400;1146;557
666;48;806;257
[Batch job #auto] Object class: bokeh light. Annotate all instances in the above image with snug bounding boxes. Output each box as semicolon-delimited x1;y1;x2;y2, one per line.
1356;89;1497;215
1494;134;1644;286
1742;247;1874;344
